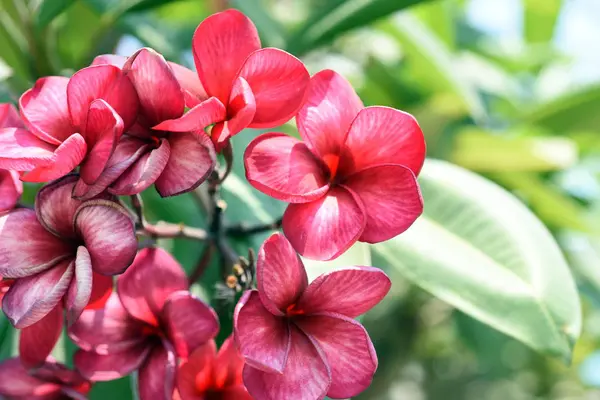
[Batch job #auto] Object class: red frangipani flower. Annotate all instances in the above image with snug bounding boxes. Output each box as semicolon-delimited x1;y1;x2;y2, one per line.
0;103;24;213
0;65;138;183
69;247;220;400
234;233;391;400
159;9;310;150
177;335;252;400
244;70;426;260
0;175;136;368
74;48;221;199
0;358;91;400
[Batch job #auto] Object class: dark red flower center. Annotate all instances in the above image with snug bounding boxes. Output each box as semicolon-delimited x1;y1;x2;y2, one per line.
285;303;306;317
322;153;340;182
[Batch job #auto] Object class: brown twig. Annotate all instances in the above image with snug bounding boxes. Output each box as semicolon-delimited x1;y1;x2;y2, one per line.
226;217;283;236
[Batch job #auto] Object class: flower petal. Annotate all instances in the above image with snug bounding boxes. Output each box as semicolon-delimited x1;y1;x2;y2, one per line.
87;272;113;310
79;99;125;185
282;186;366;261
244;132;329;203
220;386;254;400
162;291;219;358
73;200;137;275
0;358;59;397
123;48;184;126
238;48;309;128
74;345;150;381
109;138;170;195
211;76;256;147
73;137;149;200
91;54;127;67
295;313;377;398
0;128;55;171
168;61;208;108
0;103;24;128
154;131;216;197
22;133;88;183
67;64;138;130
69;293;144;354
152;96;226;133
177;341;217;398
297;267;391;318
257;233;308;315
3;259;74;328
19;304;63;369
35;175;82;239
138;343;177;400
0;209;71;278
65;247;93;326
233;291;290;374
19;76;74;144
296;69;363;160
242;326;331;400
192;9;260;104
344;164;423;243
340;106;426;176
215;335;246;388
0;170;22;212
117;247;188;326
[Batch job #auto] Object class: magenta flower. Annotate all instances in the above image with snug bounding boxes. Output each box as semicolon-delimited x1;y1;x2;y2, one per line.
0;102;24;129
157;9;310;151
69;247;220;400
0;175;136;368
244;70;426;260
0;103;24;212
74;48;221;199
177;335;252;400
0;358;91;399
0;65;138;183
234;233;391;400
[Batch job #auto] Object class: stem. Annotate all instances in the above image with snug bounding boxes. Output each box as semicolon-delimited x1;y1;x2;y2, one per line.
189;243;215;285
226;217;283;236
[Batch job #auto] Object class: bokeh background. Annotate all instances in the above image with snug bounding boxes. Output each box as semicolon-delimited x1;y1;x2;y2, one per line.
2;0;600;399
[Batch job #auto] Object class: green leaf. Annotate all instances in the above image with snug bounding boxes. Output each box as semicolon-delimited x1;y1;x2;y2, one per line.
372;159;581;361
287;0;431;54
230;0;287;48
523;0;562;44
451;127;578;172
302;242;371;282
35;0;77;28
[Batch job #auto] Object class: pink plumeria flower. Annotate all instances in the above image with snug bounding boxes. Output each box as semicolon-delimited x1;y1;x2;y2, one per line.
234;233;391;400
159;9;310;151
0;175;136;368
69;247;220;400
244;70;426;260
74;49;221;199
0;358;91;400
0;103;24;213
177;335;252;400
0;66;138;183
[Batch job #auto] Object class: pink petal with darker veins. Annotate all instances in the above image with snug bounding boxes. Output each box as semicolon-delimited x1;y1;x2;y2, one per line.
22;133;87;183
74;344;150;381
162;291;219;358
123;48;184;127
69;293;144;354
344;164;423;243
117;247;188;326
35;175;82;239
73;200;137;276
257;233;308;315
86;272;113;310
19;76;74;144
79;99;125;185
19;303;63;370
154;131;216;197
138;343;176;400
91;54;127;68
192;9;261;104
296;313;378;399
65;247;93;326
211;76;256;147
0;103;24;128
297;267;390;318
244;132;329;203
282;186;366;261
0;128;55;171
339;106;426;177
67;64;138;130
3;259;74;328
296;70;363;160
242;326;331;400
168;61;208;107
0;170;22;212
0;209;71;278
233;291;290;374
153;96;226;133
0;358;60;397
109;138;170;195
239;48;309;128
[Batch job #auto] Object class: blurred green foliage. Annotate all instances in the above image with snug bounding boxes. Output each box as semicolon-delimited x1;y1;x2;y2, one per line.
2;0;600;399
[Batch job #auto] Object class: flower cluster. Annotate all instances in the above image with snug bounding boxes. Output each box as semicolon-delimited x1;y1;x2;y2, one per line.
0;8;425;400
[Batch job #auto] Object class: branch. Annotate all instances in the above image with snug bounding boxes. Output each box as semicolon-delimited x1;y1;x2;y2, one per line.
226;217;283;236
